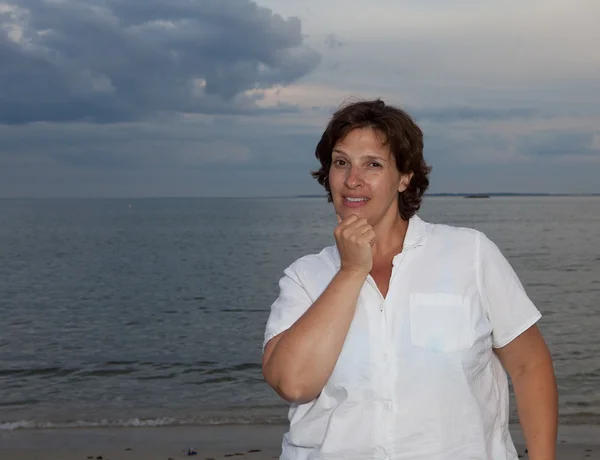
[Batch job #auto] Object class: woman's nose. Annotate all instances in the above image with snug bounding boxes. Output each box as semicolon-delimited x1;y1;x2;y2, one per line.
344;168;363;189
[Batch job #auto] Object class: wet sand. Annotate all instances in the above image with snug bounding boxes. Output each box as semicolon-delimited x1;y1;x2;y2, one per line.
0;424;598;460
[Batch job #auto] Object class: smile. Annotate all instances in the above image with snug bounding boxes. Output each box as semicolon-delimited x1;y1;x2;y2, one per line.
343;196;370;207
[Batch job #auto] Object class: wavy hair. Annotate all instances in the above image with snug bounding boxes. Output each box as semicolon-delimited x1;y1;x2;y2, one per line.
311;99;431;220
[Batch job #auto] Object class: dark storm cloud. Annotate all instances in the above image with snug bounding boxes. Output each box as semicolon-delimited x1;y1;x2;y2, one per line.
0;0;321;124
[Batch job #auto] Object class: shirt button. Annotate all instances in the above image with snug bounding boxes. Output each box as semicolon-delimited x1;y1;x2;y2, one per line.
383;352;388;361
384;402;392;412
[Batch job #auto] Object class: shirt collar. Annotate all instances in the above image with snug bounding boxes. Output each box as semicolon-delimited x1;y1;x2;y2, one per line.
331;214;428;267
403;214;428;249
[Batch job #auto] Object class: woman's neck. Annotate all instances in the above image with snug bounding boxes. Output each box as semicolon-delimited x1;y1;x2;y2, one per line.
371;213;409;261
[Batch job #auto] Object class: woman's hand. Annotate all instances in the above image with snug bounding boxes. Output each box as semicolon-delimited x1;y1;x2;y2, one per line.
334;214;375;275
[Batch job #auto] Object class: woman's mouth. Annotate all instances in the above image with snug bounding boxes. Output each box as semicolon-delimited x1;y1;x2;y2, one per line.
343;196;370;208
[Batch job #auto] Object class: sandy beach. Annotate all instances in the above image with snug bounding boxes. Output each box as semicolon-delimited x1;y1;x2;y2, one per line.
1;424;599;460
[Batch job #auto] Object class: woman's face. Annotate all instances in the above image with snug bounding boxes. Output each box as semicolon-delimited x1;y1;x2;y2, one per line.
329;127;412;225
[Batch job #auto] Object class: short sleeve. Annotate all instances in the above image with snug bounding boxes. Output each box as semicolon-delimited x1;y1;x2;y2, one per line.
477;232;542;348
262;264;313;352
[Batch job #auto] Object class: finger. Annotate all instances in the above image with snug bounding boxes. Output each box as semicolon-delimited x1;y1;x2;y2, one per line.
342;217;366;231
358;227;375;239
339;214;359;227
357;225;374;235
343;225;371;239
364;230;376;246
341;221;370;239
348;218;369;230
348;219;368;231
344;226;373;243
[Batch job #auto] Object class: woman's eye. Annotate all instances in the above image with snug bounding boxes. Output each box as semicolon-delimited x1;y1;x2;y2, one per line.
370;162;381;168
334;160;347;166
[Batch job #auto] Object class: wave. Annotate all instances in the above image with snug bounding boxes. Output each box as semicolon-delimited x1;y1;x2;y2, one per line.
0;361;260;376
0;417;179;431
0;413;289;431
3;410;600;431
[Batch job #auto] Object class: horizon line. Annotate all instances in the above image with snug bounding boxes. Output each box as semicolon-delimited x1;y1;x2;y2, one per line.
1;192;600;200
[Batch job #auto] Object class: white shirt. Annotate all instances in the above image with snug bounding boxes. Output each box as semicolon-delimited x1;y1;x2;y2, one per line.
263;215;542;460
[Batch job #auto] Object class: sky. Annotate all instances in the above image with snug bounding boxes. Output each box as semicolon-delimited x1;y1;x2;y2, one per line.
1;0;599;197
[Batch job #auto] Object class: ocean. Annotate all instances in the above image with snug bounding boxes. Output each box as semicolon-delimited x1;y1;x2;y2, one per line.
1;196;599;431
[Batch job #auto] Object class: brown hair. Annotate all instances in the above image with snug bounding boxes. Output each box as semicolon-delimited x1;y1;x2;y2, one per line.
311;98;431;220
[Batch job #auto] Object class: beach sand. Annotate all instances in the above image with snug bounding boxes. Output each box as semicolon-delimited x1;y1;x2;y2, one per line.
1;424;598;460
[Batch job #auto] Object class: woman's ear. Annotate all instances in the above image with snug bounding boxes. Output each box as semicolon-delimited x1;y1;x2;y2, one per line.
398;172;414;193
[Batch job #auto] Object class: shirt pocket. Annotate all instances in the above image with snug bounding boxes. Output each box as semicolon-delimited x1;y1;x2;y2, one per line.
409;293;473;353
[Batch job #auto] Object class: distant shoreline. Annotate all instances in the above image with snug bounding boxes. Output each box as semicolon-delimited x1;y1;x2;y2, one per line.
296;193;600;198
1;193;599;200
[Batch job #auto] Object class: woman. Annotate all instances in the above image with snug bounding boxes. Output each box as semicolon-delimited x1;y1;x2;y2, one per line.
262;99;558;460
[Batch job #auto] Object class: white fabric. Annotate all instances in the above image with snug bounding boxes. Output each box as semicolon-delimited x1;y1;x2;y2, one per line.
263;215;542;460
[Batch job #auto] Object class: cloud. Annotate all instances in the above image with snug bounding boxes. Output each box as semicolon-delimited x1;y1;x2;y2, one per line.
0;115;324;197
0;0;320;124
421;116;600;168
1;110;599;198
414;107;539;123
266;0;600;116
515;131;600;159
324;34;344;49
0;113;321;173
1;0;599;197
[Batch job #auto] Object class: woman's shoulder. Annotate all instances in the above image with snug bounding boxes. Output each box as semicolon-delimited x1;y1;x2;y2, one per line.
423;219;483;246
284;245;340;278
421;220;507;266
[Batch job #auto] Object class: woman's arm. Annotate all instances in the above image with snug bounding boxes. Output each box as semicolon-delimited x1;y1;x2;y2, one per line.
494;325;558;460
262;268;367;404
262;215;375;404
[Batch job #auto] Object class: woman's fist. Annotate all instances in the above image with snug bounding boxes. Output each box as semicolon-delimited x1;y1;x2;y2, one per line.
334;214;375;275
